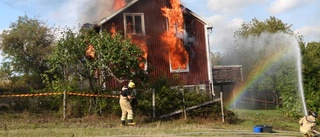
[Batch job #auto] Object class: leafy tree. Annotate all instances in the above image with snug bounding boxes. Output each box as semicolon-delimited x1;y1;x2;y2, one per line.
234;16;295;39
0;62;12;81
43;28;146;115
301;42;320;112
46;28;146;91
229;16;301;76
223;16;303;117
0;15;54;90
210;52;222;66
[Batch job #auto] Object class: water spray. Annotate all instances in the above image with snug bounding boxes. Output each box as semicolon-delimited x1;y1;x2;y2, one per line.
225;32;309;115
297;43;308;116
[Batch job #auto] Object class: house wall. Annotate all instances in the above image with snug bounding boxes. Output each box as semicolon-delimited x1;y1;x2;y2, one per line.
101;0;209;88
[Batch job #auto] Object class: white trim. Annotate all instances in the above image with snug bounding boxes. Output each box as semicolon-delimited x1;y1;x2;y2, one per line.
205;25;212;84
212;65;242;68
181;4;212;27
97;0;139;26
143;61;148;71
169;54;190;73
123;13;145;36
97;1;212;28
188;10;212;27
164;17;190;73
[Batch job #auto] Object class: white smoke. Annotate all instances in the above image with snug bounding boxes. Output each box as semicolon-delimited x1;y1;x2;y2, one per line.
77;0;115;24
49;0;116;27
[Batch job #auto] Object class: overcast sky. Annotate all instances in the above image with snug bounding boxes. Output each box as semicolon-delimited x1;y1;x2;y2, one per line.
1;0;320;58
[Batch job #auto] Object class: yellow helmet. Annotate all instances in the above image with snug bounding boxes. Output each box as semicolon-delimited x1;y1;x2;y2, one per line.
128;81;135;88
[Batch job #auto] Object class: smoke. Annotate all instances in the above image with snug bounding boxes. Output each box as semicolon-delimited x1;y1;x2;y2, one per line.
77;0;115;25
47;0;119;28
78;0;134;25
175;30;195;47
222;32;299;70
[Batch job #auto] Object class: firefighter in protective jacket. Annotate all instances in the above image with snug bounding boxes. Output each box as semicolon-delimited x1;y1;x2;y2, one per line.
299;110;318;137
120;81;136;126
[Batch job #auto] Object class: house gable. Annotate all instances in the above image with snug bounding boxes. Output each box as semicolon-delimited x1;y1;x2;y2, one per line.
97;0;212;88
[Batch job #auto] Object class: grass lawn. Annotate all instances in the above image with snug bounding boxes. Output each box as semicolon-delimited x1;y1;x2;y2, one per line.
0;109;306;137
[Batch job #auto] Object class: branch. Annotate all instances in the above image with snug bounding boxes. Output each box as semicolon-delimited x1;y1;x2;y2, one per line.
104;66;125;83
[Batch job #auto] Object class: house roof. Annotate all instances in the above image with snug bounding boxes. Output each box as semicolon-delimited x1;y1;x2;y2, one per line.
97;0;139;26
96;0;212;27
183;7;212;27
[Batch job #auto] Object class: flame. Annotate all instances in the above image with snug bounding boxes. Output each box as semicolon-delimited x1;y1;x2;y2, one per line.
161;0;188;70
86;44;95;59
110;23;148;70
136;40;148;70
86;44;98;77
112;0;126;11
110;23;117;38
128;35;148;70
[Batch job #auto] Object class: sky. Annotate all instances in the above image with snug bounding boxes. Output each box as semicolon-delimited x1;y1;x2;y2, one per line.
1;0;320;60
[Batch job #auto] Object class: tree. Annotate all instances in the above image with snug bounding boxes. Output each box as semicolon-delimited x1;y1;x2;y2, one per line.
0;15;54;90
210;52;222;66
301;42;320;112
234;16;295;40
46;28;146;90
223;16;303;117
43;28;146;114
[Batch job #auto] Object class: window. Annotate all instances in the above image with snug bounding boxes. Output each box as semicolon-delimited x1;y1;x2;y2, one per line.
163;19;190;73
124;13;145;35
169;54;190;73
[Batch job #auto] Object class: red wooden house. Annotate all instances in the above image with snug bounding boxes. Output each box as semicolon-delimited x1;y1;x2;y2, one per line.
95;0;213;92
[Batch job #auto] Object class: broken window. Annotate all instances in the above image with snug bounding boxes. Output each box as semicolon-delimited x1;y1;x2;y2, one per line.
163;19;190;73
124;13;145;35
169;53;190;73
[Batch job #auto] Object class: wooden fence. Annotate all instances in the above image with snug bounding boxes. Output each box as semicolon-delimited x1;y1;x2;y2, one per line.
0;90;222;121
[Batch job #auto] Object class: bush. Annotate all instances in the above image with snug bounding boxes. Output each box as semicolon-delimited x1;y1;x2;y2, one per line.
133;75;239;124
0;74;240;125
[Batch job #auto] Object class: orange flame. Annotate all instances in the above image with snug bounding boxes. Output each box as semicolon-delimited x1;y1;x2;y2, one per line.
128;35;148;70
110;23;117;38
112;0;126;11
136;40;148;70
161;0;188;70
86;44;95;59
86;44;98;77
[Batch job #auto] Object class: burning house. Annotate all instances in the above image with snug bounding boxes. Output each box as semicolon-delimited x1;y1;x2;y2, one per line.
94;0;213;91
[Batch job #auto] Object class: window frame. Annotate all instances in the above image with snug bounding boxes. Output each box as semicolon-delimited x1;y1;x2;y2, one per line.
123;13;145;36
169;54;190;73
165;18;190;73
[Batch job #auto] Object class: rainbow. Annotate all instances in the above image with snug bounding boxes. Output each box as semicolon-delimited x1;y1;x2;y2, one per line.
226;46;291;108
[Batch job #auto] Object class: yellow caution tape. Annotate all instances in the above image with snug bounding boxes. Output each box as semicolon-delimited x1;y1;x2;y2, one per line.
67;92;119;98
0;92;119;98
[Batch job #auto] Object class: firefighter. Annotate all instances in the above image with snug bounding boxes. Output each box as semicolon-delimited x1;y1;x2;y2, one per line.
120;80;136;126
299;110;318;137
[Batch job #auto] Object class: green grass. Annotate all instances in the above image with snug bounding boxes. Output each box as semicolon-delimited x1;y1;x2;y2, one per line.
0;109;304;137
234;109;300;131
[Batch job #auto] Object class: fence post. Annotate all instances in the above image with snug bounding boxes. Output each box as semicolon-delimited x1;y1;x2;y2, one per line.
220;91;225;123
233;83;236;109
63;90;66;121
152;89;155;119
182;88;187;120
